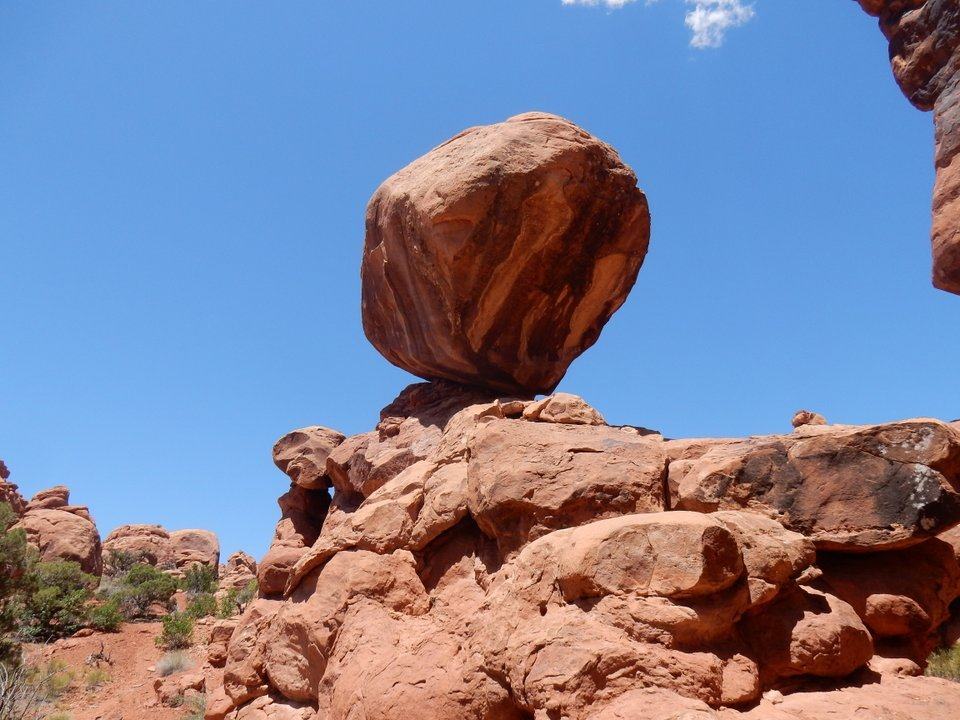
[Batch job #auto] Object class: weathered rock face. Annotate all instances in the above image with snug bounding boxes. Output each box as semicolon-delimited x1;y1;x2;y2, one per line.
272;427;345;491
102;524;173;570
0;461;25;517
859;0;960;294
210;387;960;720
361;112;651;395
13;487;102;576
103;523;222;576
670;419;960;551
169;529;221;574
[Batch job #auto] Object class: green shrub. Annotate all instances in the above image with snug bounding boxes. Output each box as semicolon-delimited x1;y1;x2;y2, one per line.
185;593;217;620
217;580;257;619
0;502;31;666
182;693;206;720
156;612;193;650
83;667;111;690
180;564;217;597
20;562;97;640
927;643;960;682
103;549;146;577
112;564;177;619
156;651;193;677
86;597;123;632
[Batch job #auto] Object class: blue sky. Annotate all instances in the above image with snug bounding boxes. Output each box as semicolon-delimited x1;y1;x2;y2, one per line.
1;1;956;559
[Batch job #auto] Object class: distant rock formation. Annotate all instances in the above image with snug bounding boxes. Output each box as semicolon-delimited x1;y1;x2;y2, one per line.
103;523;221;577
361;112;651;395
13;485;102;576
859;0;960;294
205;385;960;720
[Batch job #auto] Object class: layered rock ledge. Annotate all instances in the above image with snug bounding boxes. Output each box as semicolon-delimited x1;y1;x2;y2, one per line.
206;385;960;720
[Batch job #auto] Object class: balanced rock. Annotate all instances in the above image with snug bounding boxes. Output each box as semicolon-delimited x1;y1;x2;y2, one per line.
361;112;651;395
859;0;960;294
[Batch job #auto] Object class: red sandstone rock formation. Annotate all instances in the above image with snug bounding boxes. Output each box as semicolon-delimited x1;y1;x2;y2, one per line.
103;523;221;576
13;485;102;576
205;386;960;720
361;112;651;395
859;0;960;293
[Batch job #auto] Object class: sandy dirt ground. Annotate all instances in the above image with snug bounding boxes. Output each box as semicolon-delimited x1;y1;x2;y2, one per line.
24;622;219;720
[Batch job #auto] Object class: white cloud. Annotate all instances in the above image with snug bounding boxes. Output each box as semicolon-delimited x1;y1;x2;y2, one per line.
684;0;755;48
561;0;756;49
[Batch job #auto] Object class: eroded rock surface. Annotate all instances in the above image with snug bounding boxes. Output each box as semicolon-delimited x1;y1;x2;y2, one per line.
209;385;960;720
859;0;960;293
361;112;651;395
13;486;102;575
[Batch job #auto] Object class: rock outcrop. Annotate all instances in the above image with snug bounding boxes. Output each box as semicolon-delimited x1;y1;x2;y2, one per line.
361;112;651;395
206;388;960;720
103;524;221;577
859;0;960;294
0;460;26;517
13;486;102;576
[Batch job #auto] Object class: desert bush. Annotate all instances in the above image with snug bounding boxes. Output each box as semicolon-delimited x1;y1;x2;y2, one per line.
181;693;205;720
0;662;46;720
156;651;193;677
156;612;193;650
82;666;110;690
20;562;97;641
103;549;146;577
185;593;216;620
0;502;31;667
111;564;177;619
927;643;960;682
180;564;217;597
216;580;257;620
86;598;123;633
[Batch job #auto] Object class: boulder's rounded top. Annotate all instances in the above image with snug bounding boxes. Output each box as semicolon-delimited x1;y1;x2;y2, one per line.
362;112;650;395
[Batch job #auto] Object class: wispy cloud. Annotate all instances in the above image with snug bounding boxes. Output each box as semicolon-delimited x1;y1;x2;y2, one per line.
561;0;756;49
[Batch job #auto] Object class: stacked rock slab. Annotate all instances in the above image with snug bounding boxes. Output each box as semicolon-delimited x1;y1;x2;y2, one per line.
13;485;102;576
858;0;960;294
207;387;960;720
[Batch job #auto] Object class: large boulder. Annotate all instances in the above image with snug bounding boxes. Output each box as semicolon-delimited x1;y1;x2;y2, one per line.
272;426;345;490
361;112;651;395
102;524;173;571
169;529;220;573
859;0;960;294
15;488;102;575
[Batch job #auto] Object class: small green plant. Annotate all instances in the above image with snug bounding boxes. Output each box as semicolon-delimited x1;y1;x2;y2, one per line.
216;580;257;619
180;564;217;597
86;597;123;632
30;658;75;700
181;693;206;720
83;666;111;690
927;643;960;682
156;612;194;650
156;651;193;677
185;593;217;620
